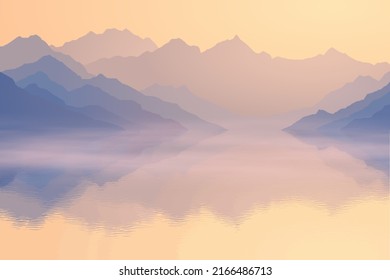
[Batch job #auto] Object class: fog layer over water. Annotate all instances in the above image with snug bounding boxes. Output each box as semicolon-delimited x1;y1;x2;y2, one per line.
0;119;388;259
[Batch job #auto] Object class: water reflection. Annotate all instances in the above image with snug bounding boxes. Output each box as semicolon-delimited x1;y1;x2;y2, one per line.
0;129;194;221
1;121;387;223
1;199;388;259
0;120;388;259
286;129;389;178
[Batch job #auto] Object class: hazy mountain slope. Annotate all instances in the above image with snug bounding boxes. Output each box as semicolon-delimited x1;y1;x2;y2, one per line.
87;37;390;116
4;55;84;90
5;55;224;133
17;74;220;138
0;73;118;133
53;29;157;64
0;35;90;78
86;74;225;133
142;84;234;124
315;72;390;113
17;72;184;132
343;105;390;135
23;84;133;128
319;89;390;133
286;82;390;136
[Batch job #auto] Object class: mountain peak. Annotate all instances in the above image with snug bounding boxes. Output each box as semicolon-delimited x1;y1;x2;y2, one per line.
158;38;200;54
27;34;44;41
96;73;107;79
166;38;190;47
85;31;97;37
104;28;130;35
227;35;248;46
6;35;49;49
56;29;157;64
38;55;65;65
0;35;54;71
204;35;256;56
324;48;347;57
16;35;43;43
232;35;242;41
316;109;331;116
4;54;83;90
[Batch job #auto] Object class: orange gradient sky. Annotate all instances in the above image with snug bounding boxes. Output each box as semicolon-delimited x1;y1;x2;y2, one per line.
0;0;389;63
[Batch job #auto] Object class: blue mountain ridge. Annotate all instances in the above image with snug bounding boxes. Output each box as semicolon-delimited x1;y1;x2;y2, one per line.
17;71;185;132
285;82;390;137
0;73;119;134
0;35;90;78
343;105;390;135
284;81;389;175
5;56;225;134
0;73;188;208
23;83;133;128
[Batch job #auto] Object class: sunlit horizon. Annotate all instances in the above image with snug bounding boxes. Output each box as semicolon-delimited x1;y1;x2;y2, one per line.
1;0;390;63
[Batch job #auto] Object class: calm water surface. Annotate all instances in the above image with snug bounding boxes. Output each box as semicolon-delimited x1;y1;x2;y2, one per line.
0;120;389;259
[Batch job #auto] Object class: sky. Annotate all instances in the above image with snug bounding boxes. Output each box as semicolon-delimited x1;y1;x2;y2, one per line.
0;0;389;63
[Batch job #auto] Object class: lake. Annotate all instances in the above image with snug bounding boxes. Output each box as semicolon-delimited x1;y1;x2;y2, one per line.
0;119;388;259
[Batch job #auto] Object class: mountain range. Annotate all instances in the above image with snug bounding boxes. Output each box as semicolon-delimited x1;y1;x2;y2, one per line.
52;29;157;64
86;36;390;116
142;84;234;124
314;72;390;113
0;30;388;210
285;81;390;140
285;80;390;175
4;55;224;134
343;105;390;136
1;31;388;138
0;73;118;134
0;35;90;78
3;32;389;118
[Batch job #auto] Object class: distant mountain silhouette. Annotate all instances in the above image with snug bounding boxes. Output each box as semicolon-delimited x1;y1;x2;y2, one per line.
343;105;390;135
53;29;157;64
23;83;133;129
319;87;390;134
0;73;119;133
86;74;225;133
5;55;83;90
17;71;70;97
23;83;65;105
69;85;183;130
285;81;389;176
17;72;184;132
142;84;234;124
86;37;390;116
286;82;390;137
284;109;334;134
0;35;90;78
73;105;132;128
315;72;390;113
202;35;271;64
9;57;223;134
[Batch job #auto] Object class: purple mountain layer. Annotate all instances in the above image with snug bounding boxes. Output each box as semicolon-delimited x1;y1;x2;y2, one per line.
53;29;157;64
86;37;390;116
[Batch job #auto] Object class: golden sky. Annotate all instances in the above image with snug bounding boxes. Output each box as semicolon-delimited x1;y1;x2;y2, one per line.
0;0;389;63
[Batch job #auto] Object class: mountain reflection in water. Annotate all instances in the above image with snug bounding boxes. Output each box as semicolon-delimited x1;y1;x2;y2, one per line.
0;120;388;259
